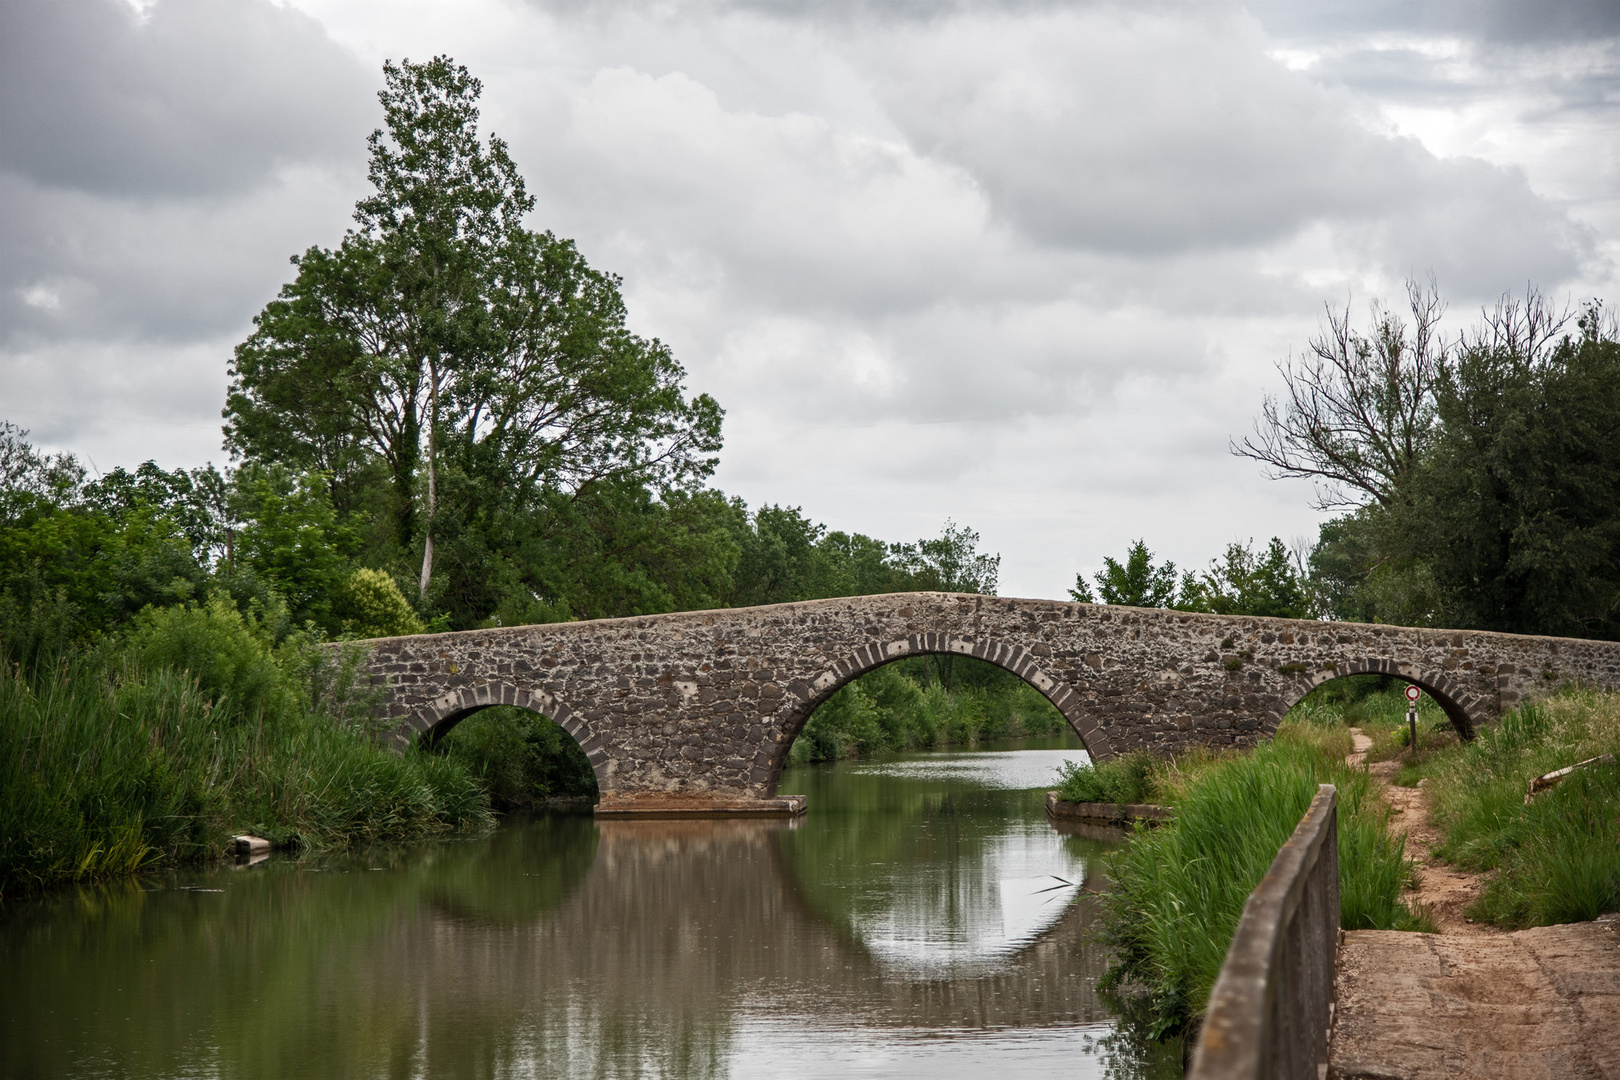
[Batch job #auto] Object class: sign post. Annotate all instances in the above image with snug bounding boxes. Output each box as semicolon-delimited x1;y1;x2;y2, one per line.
1405;684;1421;753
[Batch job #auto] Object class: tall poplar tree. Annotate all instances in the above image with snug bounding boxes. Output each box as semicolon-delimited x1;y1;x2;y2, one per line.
226;57;721;602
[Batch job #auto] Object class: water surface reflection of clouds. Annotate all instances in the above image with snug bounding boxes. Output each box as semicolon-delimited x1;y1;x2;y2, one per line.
728;1017;1118;1080
802;747;1099;976
850;831;1084;974
848;747;1092;790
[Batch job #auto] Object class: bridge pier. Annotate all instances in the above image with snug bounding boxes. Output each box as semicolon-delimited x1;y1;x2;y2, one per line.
594;794;808;818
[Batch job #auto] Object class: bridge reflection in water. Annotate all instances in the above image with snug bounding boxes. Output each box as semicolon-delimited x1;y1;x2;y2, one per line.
1;746;1163;1080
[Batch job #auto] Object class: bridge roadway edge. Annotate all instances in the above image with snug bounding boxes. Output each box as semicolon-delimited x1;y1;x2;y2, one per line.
349;593;1620;817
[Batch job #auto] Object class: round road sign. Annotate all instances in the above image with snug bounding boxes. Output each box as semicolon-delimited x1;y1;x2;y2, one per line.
1405;685;1421;703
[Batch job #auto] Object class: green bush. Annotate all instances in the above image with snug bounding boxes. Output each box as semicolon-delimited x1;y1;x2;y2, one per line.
1055;752;1158;804
123;594;292;726
335;568;425;638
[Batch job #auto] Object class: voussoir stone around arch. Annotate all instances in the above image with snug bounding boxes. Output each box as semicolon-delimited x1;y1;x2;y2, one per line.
353;593;1620;816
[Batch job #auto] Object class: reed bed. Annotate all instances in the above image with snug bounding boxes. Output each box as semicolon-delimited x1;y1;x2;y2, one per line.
0;600;492;898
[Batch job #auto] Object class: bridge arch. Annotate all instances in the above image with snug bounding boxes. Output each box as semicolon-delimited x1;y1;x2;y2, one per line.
767;633;1115;793
389;683;613;790
354;594;1620;814
1268;658;1484;740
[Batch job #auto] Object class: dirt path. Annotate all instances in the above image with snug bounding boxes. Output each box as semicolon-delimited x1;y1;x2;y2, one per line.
1327;730;1620;1079
1346;726;1495;936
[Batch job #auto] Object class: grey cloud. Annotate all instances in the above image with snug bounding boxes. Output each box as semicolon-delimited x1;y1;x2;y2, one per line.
1243;0;1620;47
853;10;1591;282
0;0;373;198
0;169;360;348
523;0;1620;45
1355;155;1595;298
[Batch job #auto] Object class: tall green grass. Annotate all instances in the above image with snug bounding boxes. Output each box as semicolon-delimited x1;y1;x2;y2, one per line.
0;598;493;898
1099;721;1428;1038
1416;689;1620;927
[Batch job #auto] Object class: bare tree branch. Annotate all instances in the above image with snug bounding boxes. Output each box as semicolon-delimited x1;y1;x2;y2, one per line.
1232;275;1448;510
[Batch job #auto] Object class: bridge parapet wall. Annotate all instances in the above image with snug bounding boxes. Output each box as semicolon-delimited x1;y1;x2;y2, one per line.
356;593;1620;813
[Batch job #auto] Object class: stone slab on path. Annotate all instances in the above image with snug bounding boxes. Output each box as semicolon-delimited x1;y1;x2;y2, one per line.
1330;916;1620;1079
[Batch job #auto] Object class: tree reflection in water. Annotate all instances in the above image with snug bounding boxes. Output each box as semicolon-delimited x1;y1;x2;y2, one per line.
0;745;1180;1080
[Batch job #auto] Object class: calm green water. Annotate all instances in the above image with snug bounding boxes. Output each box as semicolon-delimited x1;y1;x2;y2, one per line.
0;739;1176;1079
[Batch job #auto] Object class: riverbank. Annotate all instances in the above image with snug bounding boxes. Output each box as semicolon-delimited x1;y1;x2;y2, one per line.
0;600;495;899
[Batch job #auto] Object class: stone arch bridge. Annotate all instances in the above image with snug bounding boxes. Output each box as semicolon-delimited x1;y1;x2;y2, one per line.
357;593;1620;816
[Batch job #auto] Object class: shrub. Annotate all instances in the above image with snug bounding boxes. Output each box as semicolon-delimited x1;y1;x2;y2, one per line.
1055;752;1159;804
336;568;425;638
123;594;292;726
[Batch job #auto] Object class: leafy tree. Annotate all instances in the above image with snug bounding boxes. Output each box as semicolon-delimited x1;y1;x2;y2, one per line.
729;504;832;607
84;461;230;565
1247;281;1620;637
817;530;911;596
892;519;1001;595
1398;302;1620;637
229;466;357;632
1071;539;1187;608
0;427;210;647
0;422;85;521
1193;537;1314;619
1308;510;1445;626
225;56;721;607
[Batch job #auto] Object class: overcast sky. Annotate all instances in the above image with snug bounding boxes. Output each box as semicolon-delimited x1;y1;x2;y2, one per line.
2;0;1617;600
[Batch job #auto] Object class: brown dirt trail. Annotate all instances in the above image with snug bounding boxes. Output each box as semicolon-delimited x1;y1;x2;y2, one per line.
1328;728;1620;1079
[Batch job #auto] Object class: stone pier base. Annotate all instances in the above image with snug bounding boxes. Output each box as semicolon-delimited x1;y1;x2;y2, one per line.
594;794;808;818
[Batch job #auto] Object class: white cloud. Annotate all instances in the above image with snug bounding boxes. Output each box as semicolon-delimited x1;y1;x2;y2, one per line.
3;0;1616;600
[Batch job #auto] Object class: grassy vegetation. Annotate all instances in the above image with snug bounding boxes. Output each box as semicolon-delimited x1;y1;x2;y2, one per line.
0;597;493;899
1405;688;1620;928
1097;714;1429;1038
787;655;1068;764
1054;752;1159;804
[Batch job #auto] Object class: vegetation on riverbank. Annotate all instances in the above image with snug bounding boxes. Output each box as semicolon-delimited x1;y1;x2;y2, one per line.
1399;687;1620;928
1054;751;1159;804
436;707;600;810
1096;711;1430;1039
0;600;492;899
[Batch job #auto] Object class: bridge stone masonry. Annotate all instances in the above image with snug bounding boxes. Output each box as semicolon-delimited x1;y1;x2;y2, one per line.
356;592;1620;816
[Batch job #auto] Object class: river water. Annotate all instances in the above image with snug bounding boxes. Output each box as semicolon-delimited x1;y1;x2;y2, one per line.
0;738;1178;1079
